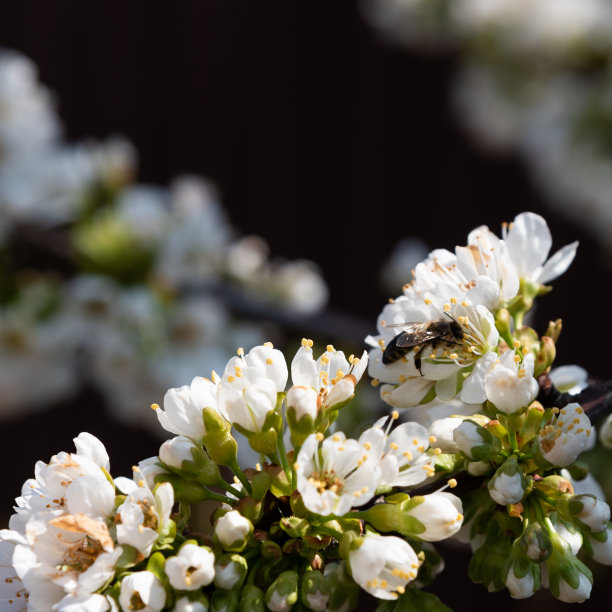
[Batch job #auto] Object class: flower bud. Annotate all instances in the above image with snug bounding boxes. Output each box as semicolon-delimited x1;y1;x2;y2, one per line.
567;495;610;533
505;561;539;599
301;570;330;611
211;587;239;612
429;417;464;453
547;532;592;603
534;336;556;378
238;585;265;612
165;543;215;591
159;436;199;469
453;420;501;462
516;522;552;562
265;570;299;611
159;436;221;486
403;492;464;542
214;553;248;590
587;526;612;565
214;510;253;552
488;456;527;506
324;562;360;612
286;385;318;422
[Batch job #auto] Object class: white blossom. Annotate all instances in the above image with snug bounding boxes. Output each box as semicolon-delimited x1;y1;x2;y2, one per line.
165;544;215;591
119;571;166;612
295;432;383;516
288;340;367;420
369;294;498;409
115;482;174;557
155;375;222;441
348;532;419;600
502;212;578;286
539;403;593;467
405;492;464;541
364;417;436;488
483;351;538;414
549;365;588;395
218;344;288;432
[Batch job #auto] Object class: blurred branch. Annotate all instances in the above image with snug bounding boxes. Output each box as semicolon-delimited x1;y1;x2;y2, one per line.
179;282;373;345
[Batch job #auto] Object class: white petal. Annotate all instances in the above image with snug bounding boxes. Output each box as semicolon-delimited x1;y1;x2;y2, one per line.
536;241;578;284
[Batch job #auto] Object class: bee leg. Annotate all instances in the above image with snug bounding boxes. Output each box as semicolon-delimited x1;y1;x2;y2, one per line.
414;346;425;376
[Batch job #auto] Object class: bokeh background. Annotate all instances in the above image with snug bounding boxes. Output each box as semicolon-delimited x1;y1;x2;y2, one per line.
1;1;612;610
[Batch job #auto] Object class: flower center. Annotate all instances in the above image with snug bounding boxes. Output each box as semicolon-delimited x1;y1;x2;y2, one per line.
61;535;103;573
308;470;344;495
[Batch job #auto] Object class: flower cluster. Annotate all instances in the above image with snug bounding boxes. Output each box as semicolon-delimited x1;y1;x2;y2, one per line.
3;211;611;610
0;48;328;424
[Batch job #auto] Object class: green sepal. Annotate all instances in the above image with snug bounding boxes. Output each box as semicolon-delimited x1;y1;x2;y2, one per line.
239;584;266;612
211;587;240;612
419;385;437;405
251;470;271;501
301;569;330;609
325;561;360;612
359;502;425;538
115;544;140;569
264;464;292;498
202;406;238;466
154;518;177;551
154;472;208;505
279;515;310;539
146;551;168;584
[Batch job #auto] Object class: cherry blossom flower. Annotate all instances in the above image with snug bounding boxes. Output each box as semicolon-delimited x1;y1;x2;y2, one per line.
348;532;420;600
295;431;383;516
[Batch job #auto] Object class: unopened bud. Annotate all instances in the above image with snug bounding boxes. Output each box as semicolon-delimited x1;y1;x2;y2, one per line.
454;419;501;462
214;510;253;552
265;570;299;611
301;570;330;611
214;553;248;590
488;456;527;506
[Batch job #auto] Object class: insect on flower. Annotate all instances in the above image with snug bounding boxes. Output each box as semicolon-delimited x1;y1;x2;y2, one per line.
382;317;464;374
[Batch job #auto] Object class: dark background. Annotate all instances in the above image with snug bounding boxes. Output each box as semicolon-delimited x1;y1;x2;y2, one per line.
0;2;610;610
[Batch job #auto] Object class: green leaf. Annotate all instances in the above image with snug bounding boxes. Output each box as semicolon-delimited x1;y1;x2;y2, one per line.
146;551;167;581
375;589;452;612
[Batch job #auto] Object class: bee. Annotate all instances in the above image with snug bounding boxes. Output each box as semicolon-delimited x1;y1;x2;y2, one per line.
382;318;464;374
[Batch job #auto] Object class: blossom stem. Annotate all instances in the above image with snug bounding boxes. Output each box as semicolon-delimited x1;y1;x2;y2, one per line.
217;479;247;498
226;459;253;495
276;430;292;485
204;488;236;504
508;431;518;452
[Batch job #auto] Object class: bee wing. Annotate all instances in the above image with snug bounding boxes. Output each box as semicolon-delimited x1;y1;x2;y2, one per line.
394;323;444;348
